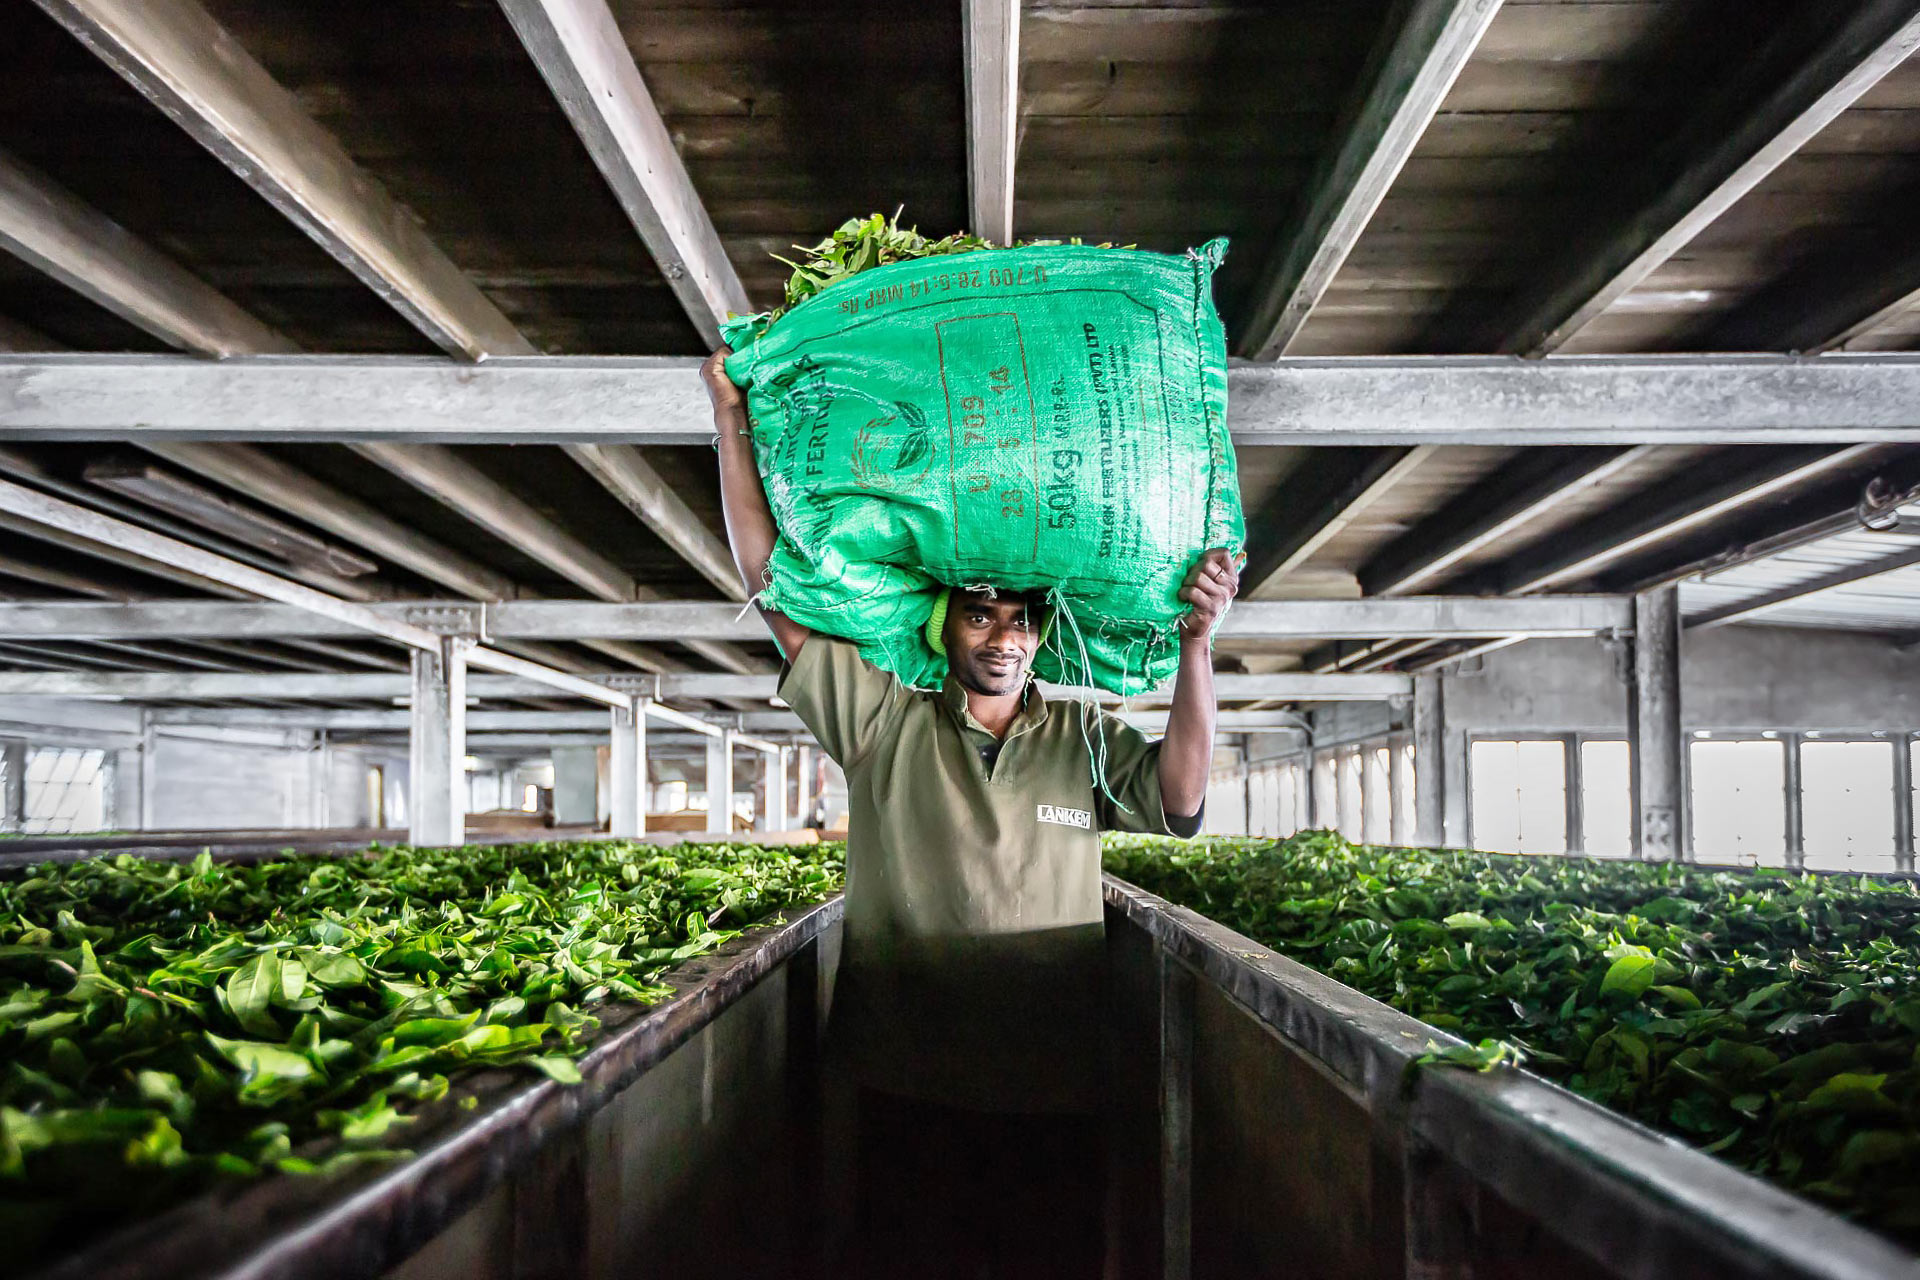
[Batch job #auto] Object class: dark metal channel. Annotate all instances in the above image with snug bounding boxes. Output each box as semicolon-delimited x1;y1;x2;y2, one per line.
1102;874;1919;1280
27;892;845;1280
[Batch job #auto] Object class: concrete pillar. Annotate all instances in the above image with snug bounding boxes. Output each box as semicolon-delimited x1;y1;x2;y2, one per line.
706;728;735;834
1412;676;1444;847
762;747;790;832
551;745;599;827
111;746;144;832
1783;733;1805;871
1633;586;1683;861
311;731;332;829
1896;735;1915;875
609;698;648;838
409;638;469;846
2;737;27;832
139;715;158;831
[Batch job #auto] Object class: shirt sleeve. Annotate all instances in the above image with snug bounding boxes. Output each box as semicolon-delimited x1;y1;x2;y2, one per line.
777;635;908;769
1093;711;1205;837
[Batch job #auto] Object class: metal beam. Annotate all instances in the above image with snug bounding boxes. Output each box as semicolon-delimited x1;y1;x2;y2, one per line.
1363;447;1659;596
0;669;1416;703
1245;447;1434;597
34;0;749;606
0;146;296;356
1633;587;1683;860
1685;541;1920;630
962;0;1019;245
351;442;635;602
350;442;763;675
1238;0;1501;357
0;476;628;707
496;0;749;346
146;443;518;601
10;353;1920;447
0;596;1630;644
1493;2;1920;355
34;0;533;359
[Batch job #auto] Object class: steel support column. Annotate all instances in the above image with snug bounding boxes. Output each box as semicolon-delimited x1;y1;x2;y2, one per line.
762;746;789;833
409;637;469;846
1633;587;1684;861
1563;733;1585;856
1412;676;1444;846
1894;734;1914;875
0;737;25;831
705;727;734;835
1784;733;1806;871
608;697;648;839
795;743;813;828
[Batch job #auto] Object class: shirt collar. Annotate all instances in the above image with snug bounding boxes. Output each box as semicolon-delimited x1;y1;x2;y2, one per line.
942;668;1050;738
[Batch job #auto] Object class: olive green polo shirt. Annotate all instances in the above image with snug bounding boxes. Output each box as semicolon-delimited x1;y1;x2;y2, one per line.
780;636;1197;1113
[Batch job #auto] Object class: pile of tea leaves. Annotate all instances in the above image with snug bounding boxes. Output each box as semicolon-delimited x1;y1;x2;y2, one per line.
1103;831;1920;1242
0;839;843;1256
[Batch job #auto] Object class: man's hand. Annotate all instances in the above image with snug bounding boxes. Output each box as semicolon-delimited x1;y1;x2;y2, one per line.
1177;548;1241;641
702;346;746;419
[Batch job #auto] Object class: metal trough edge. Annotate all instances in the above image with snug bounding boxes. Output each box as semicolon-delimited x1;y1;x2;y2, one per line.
1102;873;1919;1280
28;894;845;1280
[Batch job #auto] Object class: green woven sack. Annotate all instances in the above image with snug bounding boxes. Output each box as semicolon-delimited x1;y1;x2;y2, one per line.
721;239;1242;695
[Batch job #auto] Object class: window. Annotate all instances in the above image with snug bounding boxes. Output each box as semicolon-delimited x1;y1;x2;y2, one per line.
24;748;111;835
1580;740;1632;858
1689;739;1786;866
1802;740;1894;873
1469;739;1567;854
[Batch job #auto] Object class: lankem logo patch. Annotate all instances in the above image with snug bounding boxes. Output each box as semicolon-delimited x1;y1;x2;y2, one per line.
1036;804;1093;830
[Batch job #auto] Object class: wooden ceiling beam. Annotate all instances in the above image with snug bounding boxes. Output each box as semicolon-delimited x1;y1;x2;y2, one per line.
34;0;767;663
1243;447;1435;599
1475;446;1883;596
1492;0;1920;355
34;0;533;360
496;0;749;346
348;443;768;676
962;0;1019;245
0;148;293;358
1239;0;1503;358
1361;446;1659;596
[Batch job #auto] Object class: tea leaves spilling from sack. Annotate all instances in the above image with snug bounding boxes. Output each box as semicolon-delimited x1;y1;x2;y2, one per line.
724;213;1244;695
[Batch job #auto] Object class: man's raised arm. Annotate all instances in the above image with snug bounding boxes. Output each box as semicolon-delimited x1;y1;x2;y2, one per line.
704;346;812;661
1157;548;1240;820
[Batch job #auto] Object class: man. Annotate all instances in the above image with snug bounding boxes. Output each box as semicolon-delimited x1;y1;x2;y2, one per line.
703;347;1237;1276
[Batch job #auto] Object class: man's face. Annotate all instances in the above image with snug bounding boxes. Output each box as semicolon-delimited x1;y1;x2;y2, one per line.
942;589;1044;697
